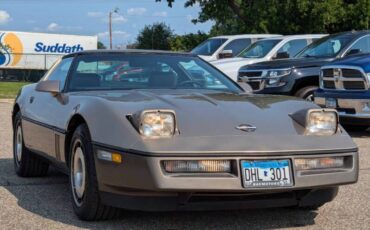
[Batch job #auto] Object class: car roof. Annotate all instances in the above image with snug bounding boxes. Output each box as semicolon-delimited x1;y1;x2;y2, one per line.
210;34;281;39
63;49;196;58
258;34;327;41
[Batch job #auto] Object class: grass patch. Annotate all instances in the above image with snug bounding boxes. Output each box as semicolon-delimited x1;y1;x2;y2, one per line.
0;82;30;99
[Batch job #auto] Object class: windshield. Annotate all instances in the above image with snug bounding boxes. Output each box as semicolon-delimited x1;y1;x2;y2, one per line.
191;38;227;56
66;54;242;93
297;34;354;58
238;39;282;58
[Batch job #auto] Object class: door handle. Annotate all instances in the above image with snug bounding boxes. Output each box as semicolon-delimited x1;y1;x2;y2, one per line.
29;96;34;104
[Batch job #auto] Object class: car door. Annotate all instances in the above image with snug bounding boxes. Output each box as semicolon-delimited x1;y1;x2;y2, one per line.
22;57;73;159
343;35;370;56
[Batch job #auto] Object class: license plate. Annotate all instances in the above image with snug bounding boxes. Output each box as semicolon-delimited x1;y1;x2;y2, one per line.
325;98;337;108
241;160;293;188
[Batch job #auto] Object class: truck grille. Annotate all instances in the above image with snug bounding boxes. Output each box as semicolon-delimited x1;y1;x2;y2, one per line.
320;67;368;90
239;71;263;78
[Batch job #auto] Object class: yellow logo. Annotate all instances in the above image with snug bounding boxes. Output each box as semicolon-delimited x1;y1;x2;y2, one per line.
0;32;23;66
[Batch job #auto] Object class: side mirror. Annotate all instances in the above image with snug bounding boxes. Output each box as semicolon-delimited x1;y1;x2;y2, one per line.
218;50;233;59
274;51;290;59
36;80;61;94
345;49;361;56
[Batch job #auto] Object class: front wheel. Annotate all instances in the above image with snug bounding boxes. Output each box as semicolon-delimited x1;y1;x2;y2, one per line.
294;85;318;101
13;112;49;177
69;124;121;221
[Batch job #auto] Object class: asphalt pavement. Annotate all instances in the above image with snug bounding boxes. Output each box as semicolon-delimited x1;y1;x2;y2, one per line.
0;100;369;230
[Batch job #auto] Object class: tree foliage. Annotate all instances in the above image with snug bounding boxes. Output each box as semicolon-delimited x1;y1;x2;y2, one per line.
157;0;370;35
169;31;209;51
136;22;173;50
97;41;106;49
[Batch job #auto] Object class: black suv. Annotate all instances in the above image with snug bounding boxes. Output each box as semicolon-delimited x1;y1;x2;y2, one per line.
238;31;370;100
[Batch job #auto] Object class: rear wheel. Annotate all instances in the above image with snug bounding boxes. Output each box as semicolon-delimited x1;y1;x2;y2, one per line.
13;112;49;177
294;85;318;101
69;124;121;221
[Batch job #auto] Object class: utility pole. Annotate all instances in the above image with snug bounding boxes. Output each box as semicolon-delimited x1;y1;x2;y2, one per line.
109;7;119;50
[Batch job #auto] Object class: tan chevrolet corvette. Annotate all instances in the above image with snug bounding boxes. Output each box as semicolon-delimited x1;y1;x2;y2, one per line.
12;50;358;220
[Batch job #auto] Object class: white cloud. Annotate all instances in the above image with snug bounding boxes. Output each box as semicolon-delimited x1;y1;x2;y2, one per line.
102;14;127;23
97;30;131;39
47;22;60;31
152;11;167;17
127;8;147;16
26;19;36;24
0;10;11;25
87;11;104;17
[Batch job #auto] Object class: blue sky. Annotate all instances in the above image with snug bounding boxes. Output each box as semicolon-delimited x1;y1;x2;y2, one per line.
0;0;213;47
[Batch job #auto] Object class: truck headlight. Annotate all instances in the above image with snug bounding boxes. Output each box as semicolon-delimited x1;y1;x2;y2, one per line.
306;110;338;136
267;68;291;78
139;111;176;137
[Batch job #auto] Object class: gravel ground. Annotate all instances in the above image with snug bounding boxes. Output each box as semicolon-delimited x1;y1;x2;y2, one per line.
0;100;369;230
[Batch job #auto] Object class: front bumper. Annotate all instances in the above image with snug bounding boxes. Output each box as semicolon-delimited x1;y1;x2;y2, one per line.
315;89;370;124
93;144;358;210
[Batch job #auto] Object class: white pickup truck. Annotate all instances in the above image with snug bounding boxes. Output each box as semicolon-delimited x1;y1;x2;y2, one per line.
191;34;280;62
211;34;326;81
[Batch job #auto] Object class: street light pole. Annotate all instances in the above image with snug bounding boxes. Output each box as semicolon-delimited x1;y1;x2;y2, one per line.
109;7;119;50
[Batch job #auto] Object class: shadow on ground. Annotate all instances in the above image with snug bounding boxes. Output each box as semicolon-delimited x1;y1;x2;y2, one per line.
0;158;318;229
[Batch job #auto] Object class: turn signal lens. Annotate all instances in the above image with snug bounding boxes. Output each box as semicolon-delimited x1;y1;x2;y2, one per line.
294;157;344;171
163;160;231;173
97;150;122;164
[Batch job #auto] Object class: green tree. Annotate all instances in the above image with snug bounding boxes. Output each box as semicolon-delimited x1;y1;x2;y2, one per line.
169;31;209;51
136;22;173;50
97;41;106;49
157;0;370;35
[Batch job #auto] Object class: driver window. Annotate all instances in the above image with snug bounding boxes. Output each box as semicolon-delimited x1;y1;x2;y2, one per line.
277;39;308;57
45;57;73;90
347;36;370;55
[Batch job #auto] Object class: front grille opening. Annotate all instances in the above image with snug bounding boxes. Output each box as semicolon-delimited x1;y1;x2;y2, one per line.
322;69;334;78
323;80;335;89
248;81;261;90
342;69;363;78
343;81;366;90
239;71;263;78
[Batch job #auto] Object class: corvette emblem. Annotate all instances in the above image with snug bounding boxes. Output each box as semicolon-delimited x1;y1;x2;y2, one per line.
236;124;257;132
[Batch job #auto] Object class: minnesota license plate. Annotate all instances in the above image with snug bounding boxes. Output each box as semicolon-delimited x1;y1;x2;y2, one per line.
241;160;293;188
325;98;337;108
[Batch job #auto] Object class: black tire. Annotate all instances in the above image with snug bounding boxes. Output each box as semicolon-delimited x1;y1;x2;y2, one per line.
342;125;369;132
13;112;49;177
294;85;318;101
69;123;121;221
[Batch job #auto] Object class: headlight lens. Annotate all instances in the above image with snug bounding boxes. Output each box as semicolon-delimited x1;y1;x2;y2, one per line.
163;160;231;173
140;111;175;137
306;110;338;136
295;157;344;171
267;69;291;78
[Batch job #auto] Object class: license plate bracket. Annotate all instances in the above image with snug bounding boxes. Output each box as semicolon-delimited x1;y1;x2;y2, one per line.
241;160;293;188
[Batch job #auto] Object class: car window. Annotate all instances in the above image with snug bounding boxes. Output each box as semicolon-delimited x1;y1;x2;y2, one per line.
297;33;354;58
276;39;308;57
346;35;370;55
190;38;227;56
67;54;241;93
222;39;252;57
238;39;282;58
45;57;73;90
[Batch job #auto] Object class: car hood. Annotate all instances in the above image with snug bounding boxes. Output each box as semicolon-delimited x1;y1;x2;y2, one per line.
242;57;336;70
327;54;370;72
69;89;356;155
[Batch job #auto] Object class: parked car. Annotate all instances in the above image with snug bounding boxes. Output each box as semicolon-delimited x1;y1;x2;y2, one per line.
315;53;370;131
238;31;370;100
211;35;325;81
191;34;280;62
13;50;358;221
